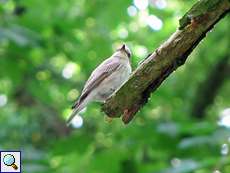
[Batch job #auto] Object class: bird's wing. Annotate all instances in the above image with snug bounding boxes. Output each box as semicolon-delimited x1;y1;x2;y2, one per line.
72;57;120;109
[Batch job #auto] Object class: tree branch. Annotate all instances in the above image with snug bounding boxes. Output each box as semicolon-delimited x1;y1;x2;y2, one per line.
102;0;230;124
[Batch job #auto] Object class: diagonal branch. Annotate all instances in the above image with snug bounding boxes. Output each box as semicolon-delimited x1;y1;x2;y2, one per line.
102;0;230;124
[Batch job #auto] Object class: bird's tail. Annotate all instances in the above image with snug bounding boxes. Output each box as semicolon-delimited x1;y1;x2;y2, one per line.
66;101;86;126
67;94;91;126
66;108;80;126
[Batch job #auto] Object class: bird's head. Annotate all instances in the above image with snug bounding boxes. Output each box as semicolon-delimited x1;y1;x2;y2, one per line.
117;44;131;58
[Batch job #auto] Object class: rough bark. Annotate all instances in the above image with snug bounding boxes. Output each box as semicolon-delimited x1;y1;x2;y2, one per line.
102;0;230;124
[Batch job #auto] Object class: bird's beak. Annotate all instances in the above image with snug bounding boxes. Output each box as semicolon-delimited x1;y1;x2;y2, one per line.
120;44;126;51
117;44;131;58
119;44;131;58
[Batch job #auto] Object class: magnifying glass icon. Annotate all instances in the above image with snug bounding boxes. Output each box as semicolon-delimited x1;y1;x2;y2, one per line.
3;154;18;170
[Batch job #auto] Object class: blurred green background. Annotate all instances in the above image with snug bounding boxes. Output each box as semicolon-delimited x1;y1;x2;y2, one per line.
0;0;230;172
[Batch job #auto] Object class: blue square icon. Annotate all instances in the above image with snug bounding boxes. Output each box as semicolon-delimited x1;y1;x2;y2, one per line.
0;151;21;173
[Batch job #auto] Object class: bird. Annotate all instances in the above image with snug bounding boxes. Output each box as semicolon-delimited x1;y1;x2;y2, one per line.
67;44;132;125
